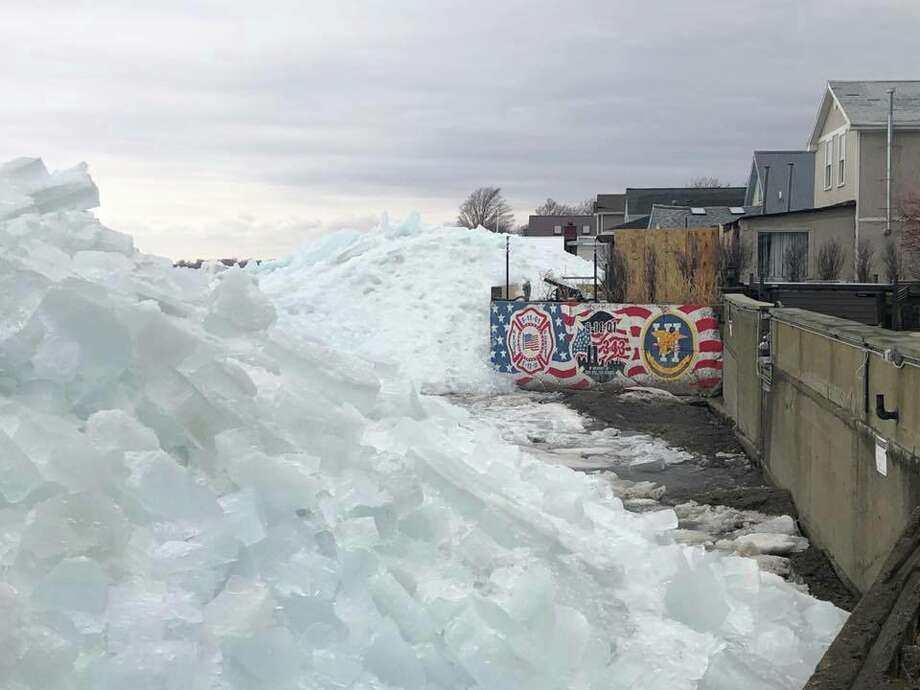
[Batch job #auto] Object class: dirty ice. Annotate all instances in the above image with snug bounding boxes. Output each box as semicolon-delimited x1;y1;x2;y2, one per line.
0;159;845;689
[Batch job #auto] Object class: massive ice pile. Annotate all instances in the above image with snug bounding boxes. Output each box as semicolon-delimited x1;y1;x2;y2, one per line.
254;214;593;394
0;160;845;689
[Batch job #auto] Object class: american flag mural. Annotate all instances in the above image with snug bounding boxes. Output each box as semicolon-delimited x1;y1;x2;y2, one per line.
490;301;722;393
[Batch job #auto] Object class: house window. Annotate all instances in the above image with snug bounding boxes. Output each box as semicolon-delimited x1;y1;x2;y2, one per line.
758;231;809;281
582;225;590;234
824;139;833;190
553;225;562;235
838;133;846;186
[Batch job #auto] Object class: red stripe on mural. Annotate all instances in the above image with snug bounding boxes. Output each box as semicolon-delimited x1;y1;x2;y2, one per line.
627;365;647;377
693;359;723;372
616;306;652;318
695;317;718;332
516;376;533;386
546;366;578;379
629;326;642;337
699;340;723;353
678;304;702;315
693;377;721;389
571;379;591;389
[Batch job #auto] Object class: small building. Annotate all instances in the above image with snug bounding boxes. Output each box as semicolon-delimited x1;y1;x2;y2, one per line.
523;214;596;257
594;194;626;232
730;201;857;282
744;150;815;214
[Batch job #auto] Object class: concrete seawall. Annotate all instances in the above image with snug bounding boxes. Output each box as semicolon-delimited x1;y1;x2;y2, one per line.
722;294;920;593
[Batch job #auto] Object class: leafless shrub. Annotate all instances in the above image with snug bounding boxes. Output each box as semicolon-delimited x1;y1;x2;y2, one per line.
783;242;808;282
675;240;702;298
605;245;628;302
643;245;659;302
901;194;920;277
719;231;753;284
882;240;903;283
816;239;846;281
855;239;875;282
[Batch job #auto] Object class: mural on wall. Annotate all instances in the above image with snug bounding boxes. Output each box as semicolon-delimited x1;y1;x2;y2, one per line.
491;301;722;392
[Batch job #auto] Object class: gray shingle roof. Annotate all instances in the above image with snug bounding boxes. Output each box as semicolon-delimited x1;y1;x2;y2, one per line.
595;193;625;213
625;187;746;216
829;81;920;127
647;205;757;229
745;150;815;214
611;215;650;229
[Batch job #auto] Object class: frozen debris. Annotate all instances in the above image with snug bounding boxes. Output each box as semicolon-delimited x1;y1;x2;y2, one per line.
0;159;847;689
619;386;683;402
0;158;99;220
734;533;810;557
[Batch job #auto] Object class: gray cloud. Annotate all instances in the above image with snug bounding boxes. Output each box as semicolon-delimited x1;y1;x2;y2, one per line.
1;0;918;257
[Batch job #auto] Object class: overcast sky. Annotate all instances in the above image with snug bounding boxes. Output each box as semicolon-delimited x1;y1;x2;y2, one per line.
2;0;918;258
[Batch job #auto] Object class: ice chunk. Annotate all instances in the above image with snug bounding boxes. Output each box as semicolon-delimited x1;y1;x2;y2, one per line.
21;491;129;560
124;450;222;521
218;490;266;546
226;627;300;684
85;409;160;452
734;533;809;557
204;576;273;637
0;430;44;502
32;557;109;614
364;619;426;689
205;268;276;333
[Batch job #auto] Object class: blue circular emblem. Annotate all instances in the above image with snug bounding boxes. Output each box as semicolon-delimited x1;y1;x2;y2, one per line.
641;312;696;380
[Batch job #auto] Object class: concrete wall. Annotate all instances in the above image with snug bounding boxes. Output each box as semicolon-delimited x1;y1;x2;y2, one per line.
722;295;772;453
492;301;721;393
723;299;920;591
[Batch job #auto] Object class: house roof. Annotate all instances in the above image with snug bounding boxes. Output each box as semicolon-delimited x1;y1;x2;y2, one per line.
647;205;757;229
745;150;815;213
738;199;855;221
809;81;920;147
625;187;747;216
595;193;625;213
611;215;650;229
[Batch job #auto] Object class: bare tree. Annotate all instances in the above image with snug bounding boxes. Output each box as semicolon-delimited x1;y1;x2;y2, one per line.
900;194;920;276
855;239;875;282
882;240;903;284
719;230;753;285
605;245;629;302
643;245;659;302
458;187;514;232
534;197;594;216
816;239;846;281
783;242;808;282
687;176;731;188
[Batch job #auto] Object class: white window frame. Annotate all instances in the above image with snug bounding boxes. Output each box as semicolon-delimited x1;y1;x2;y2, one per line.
553;225;562;235
837;132;846;187
582;225;590;234
824;138;833;190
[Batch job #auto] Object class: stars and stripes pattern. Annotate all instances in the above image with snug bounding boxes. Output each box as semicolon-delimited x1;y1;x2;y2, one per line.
490;301;722;391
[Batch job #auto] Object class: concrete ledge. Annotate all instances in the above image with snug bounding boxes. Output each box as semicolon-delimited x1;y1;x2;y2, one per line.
806;508;920;689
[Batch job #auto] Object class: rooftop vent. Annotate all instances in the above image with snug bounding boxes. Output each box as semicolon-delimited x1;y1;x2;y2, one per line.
690;208;706;215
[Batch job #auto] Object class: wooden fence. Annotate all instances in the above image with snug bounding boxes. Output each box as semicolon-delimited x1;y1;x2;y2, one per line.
614;226;720;304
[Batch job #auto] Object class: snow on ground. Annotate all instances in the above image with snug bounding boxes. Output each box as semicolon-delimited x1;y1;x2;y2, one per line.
0;160;846;689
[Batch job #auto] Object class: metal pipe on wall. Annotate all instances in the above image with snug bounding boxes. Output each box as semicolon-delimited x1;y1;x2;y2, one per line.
762;165;770;214
786;162;794;213
886;88;894;235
